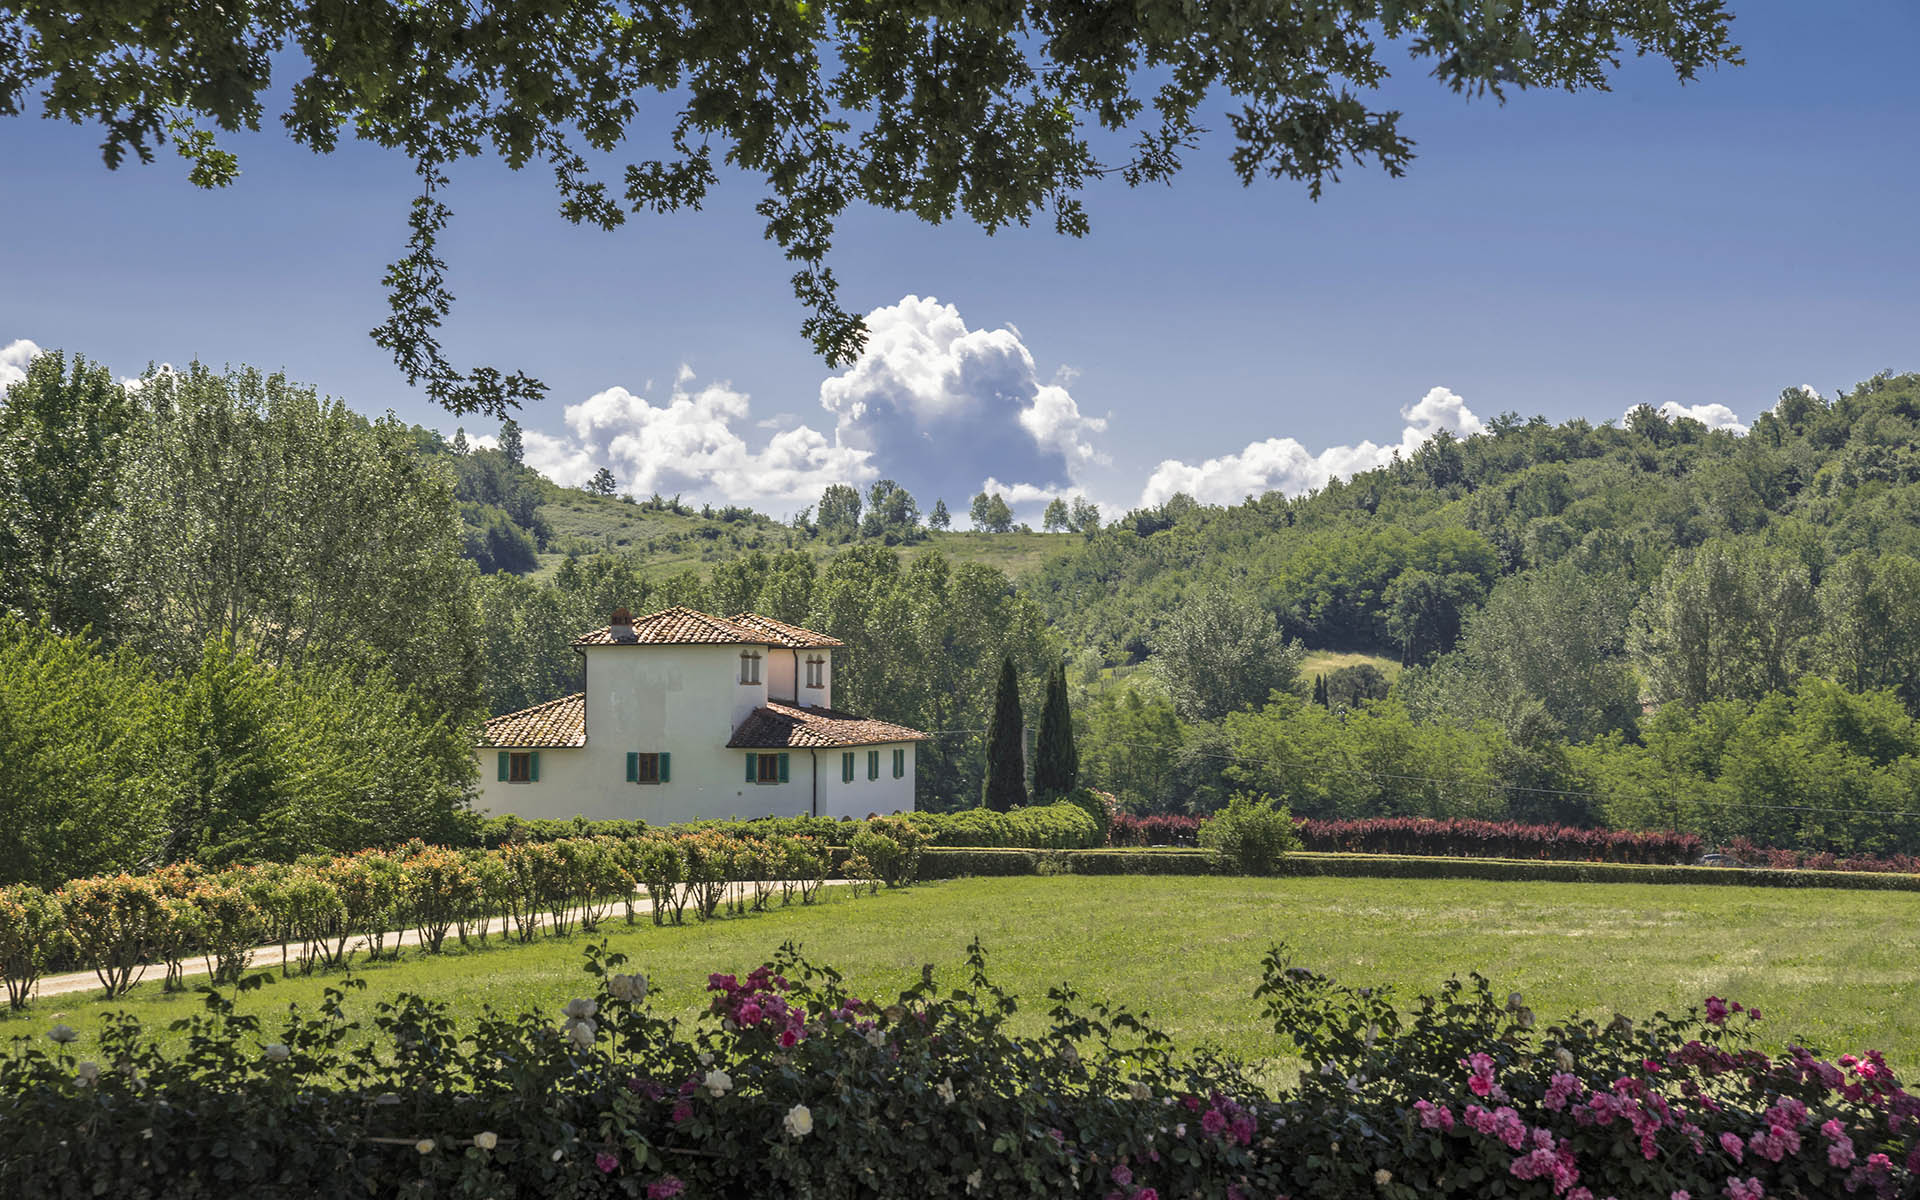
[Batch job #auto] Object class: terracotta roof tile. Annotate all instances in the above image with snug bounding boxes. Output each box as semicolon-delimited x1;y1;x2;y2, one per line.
480;693;586;747
573;605;772;646
727;702;928;749
727;611;844;649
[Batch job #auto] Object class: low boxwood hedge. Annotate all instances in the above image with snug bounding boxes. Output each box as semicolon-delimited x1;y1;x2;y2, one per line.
919;847;1920;891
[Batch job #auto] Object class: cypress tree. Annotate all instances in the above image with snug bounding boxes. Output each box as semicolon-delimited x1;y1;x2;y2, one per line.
983;654;1028;811
1313;672;1329;707
1033;662;1079;803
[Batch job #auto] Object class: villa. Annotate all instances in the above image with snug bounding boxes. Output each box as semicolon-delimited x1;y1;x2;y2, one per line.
475;606;925;822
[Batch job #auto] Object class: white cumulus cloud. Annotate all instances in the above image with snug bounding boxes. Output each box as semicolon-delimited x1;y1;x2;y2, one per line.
1654;400;1747;433
486;295;1108;516
1;338;42;391
818;295;1106;507
542;378;874;508
1140;386;1484;508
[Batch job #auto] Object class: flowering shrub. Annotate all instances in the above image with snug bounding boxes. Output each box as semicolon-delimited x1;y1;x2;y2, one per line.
57;873;167;997
0;884;64;1008
2;942;1912;1199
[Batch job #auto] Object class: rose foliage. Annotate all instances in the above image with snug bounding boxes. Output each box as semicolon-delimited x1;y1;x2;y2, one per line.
3;940;1914;1199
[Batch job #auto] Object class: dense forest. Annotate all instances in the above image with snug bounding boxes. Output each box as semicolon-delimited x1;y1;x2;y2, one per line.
5;348;1920;884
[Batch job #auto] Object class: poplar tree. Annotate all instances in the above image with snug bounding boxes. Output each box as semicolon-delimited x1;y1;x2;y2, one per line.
1033;662;1079;803
983;654;1028;812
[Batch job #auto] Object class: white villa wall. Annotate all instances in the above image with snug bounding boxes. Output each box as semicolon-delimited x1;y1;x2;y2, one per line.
475;643;901;823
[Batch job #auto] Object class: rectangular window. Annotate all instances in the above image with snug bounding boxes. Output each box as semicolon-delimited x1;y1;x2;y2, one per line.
867;749;879;780
892;748;906;778
509;751;533;783
751;752;788;784
739;651;763;684
841;751;854;782
806;656;825;689
629;752;662;784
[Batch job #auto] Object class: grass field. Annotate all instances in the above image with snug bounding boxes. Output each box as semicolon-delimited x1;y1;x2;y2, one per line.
12;876;1917;1073
1298;649;1403;682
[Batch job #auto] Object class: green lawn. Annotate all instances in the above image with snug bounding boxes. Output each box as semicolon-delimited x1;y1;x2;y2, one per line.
12;876;1917;1073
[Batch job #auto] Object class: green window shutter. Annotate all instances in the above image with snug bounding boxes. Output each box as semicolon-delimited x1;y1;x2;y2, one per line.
626;751;638;783
747;754;758;783
868;750;878;780
529;751;541;782
778;753;790;782
498;751;509;782
842;752;853;782
660;752;670;783
893;748;904;778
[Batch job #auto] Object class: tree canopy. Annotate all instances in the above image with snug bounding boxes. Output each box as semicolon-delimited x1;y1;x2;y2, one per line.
1;1;1739;415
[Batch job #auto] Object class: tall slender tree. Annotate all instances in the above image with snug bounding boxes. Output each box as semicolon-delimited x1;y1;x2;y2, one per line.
1033;662;1079;802
983;654;1028;812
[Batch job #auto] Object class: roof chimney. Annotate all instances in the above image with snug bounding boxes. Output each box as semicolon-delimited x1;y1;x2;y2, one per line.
610;606;636;643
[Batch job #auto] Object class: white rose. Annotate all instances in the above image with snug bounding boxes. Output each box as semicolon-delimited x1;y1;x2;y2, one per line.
75;1060;100;1084
1555;1047;1575;1072
703;1069;732;1098
565;1018;597;1050
1374;1168;1393;1186
935;1078;956;1105
415;1139;435;1155
1175;1123;1187;1139
1516;1007;1536;1029
563;997;598;1021
783;1103;813;1138
263;1043;291;1062
552;1148;565;1162
864;1027;887;1049
966;1169;983;1193
48;1024;78;1045
699;1052;714;1066
609;974;648;1003
1129;1081;1153;1101
474;1131;498;1150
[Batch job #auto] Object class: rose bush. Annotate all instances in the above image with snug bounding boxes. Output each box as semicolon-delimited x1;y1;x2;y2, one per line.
2;941;1913;1199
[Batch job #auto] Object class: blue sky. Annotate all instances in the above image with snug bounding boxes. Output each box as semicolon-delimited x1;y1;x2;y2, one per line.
2;1;1916;519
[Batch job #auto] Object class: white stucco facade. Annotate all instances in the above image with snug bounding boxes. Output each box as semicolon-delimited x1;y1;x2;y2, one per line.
474;608;919;824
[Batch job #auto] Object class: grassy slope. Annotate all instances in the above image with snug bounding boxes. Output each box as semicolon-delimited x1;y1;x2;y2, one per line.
15;876;1918;1072
1297;649;1403;682
530;482;1072;584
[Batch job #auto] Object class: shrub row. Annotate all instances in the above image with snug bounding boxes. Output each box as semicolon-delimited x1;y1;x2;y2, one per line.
0;821;935;1008
1725;837;1920;875
476;801;1098;851
1113;812;1741;867
1295;816;1705;864
918;847;1920;891
2;938;1912;1199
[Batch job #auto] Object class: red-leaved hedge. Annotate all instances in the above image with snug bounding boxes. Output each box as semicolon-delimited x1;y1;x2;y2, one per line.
1295;817;1703;864
1725;837;1920;875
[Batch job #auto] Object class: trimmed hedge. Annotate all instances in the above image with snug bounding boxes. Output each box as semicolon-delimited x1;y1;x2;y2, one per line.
919;847;1920;891
475;803;1099;851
